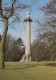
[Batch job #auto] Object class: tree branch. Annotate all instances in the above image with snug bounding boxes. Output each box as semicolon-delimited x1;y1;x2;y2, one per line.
0;0;3;17
7;0;16;18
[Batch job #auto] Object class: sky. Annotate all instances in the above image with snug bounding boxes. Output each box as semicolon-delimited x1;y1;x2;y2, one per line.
0;0;50;44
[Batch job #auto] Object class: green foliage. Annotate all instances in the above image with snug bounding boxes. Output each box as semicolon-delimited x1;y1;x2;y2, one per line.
17;37;24;46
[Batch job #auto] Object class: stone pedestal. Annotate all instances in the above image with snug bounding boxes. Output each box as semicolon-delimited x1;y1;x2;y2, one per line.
20;54;31;62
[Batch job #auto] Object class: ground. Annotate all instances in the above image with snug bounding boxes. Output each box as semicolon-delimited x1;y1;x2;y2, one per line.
0;62;56;80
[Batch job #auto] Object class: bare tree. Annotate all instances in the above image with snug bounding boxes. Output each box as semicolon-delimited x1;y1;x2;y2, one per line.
0;0;30;69
40;0;56;29
40;0;56;61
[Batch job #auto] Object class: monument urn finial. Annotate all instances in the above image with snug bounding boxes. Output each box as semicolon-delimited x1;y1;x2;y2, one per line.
27;11;30;18
24;11;32;22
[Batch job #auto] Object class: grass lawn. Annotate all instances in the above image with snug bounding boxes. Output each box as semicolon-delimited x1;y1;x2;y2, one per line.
0;61;56;80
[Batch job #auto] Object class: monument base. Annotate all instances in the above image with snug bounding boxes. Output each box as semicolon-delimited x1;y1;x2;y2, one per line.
19;54;31;62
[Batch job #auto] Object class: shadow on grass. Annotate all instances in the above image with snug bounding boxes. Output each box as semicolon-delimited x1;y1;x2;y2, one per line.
46;63;56;67
5;64;38;70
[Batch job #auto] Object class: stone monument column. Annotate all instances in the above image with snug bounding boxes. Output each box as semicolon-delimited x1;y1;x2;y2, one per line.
19;12;32;62
24;12;32;62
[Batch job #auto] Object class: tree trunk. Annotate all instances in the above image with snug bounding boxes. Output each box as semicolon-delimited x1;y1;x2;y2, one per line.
0;18;8;69
0;42;5;68
51;52;53;61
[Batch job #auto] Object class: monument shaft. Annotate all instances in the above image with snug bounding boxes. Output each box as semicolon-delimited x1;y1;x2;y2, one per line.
25;21;31;55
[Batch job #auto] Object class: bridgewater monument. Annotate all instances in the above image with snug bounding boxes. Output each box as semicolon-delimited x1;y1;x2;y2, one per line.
20;12;32;62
